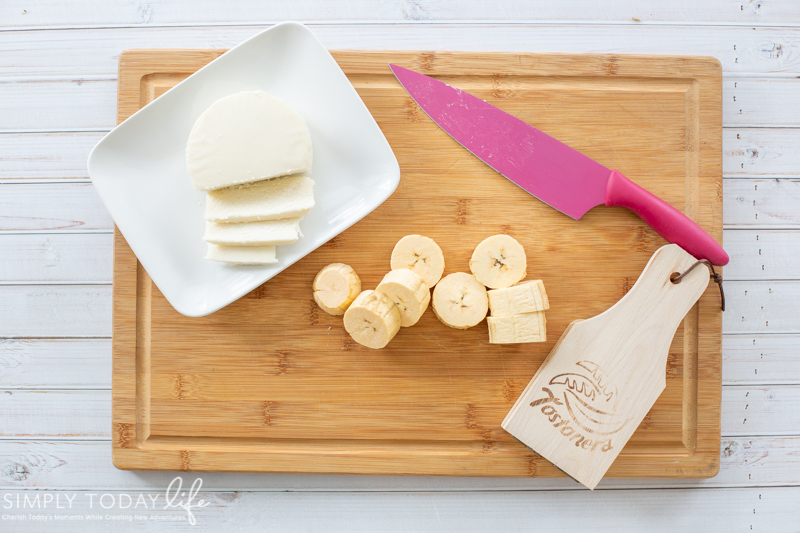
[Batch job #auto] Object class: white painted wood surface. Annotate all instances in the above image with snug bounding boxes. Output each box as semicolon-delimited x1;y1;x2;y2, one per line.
3;0;800;27
0;286;111;337
0;184;111;231
723;179;800;227
723;335;800;384
0;390;110;439
0;487;796;533
0;133;103;181
725;129;800;177
0;339;111;389
0;234;112;282
1;1;799;530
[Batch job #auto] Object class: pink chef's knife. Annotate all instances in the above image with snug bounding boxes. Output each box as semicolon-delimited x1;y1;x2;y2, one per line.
389;64;729;266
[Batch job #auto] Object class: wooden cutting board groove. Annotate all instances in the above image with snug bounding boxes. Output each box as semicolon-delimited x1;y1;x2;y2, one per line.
112;50;722;477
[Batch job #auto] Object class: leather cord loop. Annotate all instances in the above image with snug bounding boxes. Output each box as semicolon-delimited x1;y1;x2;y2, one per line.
670;260;725;312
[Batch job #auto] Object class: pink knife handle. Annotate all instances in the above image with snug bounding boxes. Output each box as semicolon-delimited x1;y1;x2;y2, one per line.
604;169;729;266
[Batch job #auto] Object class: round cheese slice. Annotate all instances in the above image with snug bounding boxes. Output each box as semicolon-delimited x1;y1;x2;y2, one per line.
186;90;313;191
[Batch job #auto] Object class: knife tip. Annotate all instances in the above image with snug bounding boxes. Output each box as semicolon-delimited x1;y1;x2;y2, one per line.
388;63;405;80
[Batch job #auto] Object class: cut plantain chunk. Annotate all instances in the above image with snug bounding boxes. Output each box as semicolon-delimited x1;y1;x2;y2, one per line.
313;263;361;316
377;269;431;327
487;311;547;344
469;234;527;289
488;280;549;317
344;290;402;349
431;272;489;330
390;235;445;287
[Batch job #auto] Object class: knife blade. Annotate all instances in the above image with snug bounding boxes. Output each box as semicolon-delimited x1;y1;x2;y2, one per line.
389;64;729;266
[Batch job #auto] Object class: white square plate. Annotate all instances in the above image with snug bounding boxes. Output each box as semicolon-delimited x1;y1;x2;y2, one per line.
88;22;400;317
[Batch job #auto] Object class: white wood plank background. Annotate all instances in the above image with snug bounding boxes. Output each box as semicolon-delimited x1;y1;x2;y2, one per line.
3;25;800;78
0;487;795;533
2;0;800;27
2;1;799;530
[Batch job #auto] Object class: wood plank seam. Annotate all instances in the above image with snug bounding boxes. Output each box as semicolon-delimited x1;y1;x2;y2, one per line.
6;21;800;32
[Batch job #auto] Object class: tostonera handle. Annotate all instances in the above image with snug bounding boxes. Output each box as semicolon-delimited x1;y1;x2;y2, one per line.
604;170;729;266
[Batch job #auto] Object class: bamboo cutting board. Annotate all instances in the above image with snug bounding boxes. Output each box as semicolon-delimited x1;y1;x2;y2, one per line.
112;50;722;478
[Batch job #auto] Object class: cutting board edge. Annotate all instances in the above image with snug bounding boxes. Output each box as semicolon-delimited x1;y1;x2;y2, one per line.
111;49;722;478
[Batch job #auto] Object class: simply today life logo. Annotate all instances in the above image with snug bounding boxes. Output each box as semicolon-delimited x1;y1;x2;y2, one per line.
2;476;210;526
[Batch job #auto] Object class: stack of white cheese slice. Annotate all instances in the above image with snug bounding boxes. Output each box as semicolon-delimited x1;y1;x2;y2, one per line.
186;90;315;265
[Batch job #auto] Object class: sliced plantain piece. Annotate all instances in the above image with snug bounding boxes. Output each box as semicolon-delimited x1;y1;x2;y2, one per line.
487;311;547;344
343;290;402;349
376;269;431;327
487;280;549;317
431;272;489;330
313;263;361;316
469;234;527;289
390;235;445;287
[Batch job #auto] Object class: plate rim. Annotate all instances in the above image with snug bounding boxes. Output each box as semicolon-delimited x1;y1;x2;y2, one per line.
87;22;400;317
